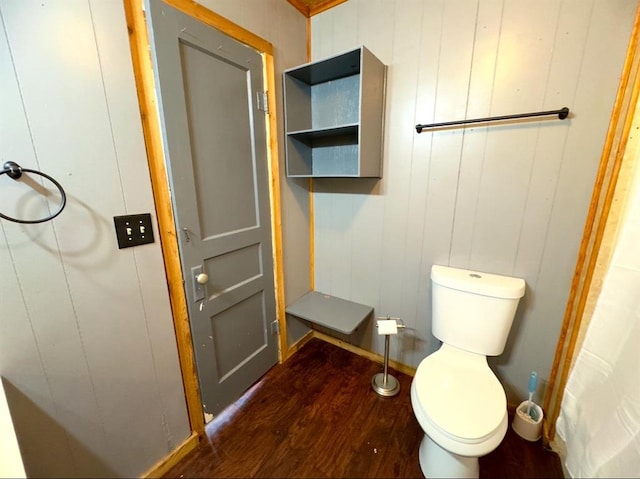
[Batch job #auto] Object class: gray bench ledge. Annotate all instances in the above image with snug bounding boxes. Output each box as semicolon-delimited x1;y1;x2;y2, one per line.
285;291;373;335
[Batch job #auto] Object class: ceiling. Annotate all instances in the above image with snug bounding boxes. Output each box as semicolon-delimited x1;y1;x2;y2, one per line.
287;0;346;17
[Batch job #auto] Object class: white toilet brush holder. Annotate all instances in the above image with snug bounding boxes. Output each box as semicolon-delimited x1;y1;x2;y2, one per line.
371;316;404;397
512;400;544;441
512;371;544;441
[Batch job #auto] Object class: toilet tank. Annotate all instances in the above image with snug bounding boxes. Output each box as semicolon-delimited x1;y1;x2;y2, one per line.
431;265;526;356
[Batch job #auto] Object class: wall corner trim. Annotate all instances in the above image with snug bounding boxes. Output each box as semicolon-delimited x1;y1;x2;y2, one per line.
141;432;199;478
542;2;640;446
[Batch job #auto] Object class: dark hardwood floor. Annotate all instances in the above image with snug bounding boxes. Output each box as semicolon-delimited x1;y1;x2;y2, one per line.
164;338;564;478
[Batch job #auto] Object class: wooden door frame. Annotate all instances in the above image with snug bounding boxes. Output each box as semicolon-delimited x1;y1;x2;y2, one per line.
543;4;640;445
123;0;287;474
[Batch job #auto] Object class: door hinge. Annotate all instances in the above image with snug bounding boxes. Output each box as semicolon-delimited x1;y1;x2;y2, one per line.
270;319;279;335
257;91;269;114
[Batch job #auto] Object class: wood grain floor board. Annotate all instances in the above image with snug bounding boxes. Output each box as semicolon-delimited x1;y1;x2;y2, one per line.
164;338;563;478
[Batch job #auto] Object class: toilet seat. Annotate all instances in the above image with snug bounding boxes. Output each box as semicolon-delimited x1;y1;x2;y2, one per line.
412;345;506;443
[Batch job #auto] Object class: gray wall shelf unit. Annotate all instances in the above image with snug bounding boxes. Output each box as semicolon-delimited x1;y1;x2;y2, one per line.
285;291;373;335
283;46;386;178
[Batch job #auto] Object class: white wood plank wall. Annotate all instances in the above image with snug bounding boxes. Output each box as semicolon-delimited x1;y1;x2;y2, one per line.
0;1;192;476
0;0;308;475
311;0;637;403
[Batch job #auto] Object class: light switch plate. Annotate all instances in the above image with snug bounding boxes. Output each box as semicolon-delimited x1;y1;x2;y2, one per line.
113;213;155;249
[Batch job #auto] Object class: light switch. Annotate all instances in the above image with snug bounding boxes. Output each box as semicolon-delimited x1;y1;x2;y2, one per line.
113;213;155;249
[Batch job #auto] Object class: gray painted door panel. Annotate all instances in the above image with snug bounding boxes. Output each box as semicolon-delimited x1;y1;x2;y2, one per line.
146;1;278;416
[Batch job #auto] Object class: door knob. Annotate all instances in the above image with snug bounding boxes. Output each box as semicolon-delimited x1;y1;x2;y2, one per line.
196;273;209;284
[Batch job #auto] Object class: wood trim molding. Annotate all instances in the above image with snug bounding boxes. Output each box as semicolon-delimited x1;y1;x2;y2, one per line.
264;53;289;363
542;4;640;445
164;0;273;55
123;0;204;438
286;330;315;359
313;331;417;377
307;17;315;292
309;178;315;291
308;0;347;16
287;0;311;17
287;0;347;17
306;15;312;61
141;432;199;478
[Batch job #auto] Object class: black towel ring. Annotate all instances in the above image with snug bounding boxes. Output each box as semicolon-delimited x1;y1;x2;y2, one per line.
0;161;67;224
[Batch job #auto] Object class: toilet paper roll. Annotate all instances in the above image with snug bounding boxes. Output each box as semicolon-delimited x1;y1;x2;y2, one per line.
377;319;398;335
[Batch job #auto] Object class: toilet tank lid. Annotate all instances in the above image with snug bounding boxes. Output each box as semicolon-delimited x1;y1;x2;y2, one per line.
431;265;525;299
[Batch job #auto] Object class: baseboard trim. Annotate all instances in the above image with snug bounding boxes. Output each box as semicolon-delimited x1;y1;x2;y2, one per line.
312;330;417;377
284;330;315;361
142;431;199;478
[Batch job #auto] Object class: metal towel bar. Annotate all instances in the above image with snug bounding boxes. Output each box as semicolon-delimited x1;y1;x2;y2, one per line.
415;106;570;133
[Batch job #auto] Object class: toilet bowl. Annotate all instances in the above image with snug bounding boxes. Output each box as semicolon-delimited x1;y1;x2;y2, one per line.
411;345;508;478
411;265;525;478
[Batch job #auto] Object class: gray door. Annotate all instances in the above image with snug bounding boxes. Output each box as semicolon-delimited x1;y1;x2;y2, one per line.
146;1;278;416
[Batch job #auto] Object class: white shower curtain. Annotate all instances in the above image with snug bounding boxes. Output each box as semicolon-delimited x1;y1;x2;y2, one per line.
556;161;640;477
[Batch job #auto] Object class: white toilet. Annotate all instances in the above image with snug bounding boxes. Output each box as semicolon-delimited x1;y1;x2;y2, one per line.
410;264;525;478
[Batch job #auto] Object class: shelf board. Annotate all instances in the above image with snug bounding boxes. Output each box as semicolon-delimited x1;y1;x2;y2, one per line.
287;124;358;141
284;49;361;85
285;291;373;335
287;174;360;178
